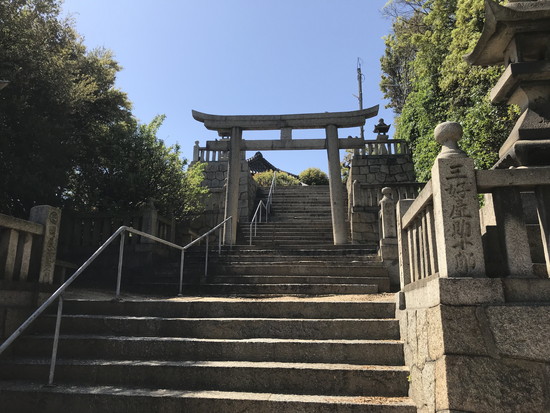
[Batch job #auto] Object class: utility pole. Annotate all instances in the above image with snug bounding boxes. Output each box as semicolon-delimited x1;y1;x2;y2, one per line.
355;58;364;140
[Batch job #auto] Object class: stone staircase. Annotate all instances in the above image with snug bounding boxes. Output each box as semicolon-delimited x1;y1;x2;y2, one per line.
0;295;414;412
0;185;415;412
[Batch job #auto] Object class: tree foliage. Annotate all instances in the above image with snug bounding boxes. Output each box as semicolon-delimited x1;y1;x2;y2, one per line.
253;170;300;187
0;0;205;221
66;115;208;220
380;0;519;181
298;168;329;185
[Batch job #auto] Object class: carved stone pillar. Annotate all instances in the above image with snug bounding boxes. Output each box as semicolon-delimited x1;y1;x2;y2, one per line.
431;122;486;278
29;205;61;284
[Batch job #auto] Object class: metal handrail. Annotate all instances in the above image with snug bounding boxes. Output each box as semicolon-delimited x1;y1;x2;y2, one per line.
178;216;233;295
0;217;232;385
249;172;277;245
249;200;267;245
266;171;276;215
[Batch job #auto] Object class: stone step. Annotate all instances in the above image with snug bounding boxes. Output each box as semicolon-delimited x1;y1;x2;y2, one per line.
216;263;388;276
270;200;331;204
267;217;332;223
14;336;404;365
270;200;331;205
212;256;385;268
241;222;334;227
270;199;331;203
0;359;409;397
0;382;417;413
210;275;389;286
245;225;333;231
32;314;400;339
244;224;333;229
217;257;379;264
270;211;332;216
60;299;396;319
243;235;334;242
215;256;382;263
269;217;332;222
244;230;334;236
149;282;380;296
244;238;336;247
272;186;331;191
224;247;378;256
270;206;332;211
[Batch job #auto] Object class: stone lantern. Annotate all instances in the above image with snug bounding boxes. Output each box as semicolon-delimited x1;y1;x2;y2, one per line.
373;118;391;138
466;0;550;168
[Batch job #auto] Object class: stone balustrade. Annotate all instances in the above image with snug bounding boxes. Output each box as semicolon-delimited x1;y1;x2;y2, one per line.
387;122;550;290
0;206;60;284
193;140;228;163
352;182;423;209
355;139;410;156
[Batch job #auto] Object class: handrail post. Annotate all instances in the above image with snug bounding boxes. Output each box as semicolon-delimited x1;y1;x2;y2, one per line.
229;217;233;249
47;294;63;386
218;227;222;254
178;249;185;296
115;231;126;298
204;236;209;279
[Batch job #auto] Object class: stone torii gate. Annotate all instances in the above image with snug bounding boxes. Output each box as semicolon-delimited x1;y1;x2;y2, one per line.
192;106;379;245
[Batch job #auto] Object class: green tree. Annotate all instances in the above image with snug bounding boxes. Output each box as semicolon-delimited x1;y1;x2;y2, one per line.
253;170;300;187
380;0;518;181
298;168;329;185
0;0;207;221
0;0;132;216
66;115;208;220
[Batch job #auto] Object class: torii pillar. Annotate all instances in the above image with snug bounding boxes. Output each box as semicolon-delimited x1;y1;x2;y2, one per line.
225;127;242;244
326;124;347;244
192;107;379;245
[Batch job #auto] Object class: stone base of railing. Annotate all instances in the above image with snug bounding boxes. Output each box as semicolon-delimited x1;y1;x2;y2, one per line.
397;276;550;413
0;286;52;350
379;239;399;290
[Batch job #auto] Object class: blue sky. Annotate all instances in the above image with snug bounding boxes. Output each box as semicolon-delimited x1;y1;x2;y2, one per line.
62;0;395;174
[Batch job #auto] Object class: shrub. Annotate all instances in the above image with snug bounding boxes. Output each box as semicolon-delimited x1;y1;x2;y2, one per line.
253;170;300;186
298;168;329;185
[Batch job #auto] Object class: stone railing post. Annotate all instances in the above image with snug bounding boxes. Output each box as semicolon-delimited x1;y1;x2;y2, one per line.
396;199;414;289
379;187;399;288
379;187;397;241
193;140;200;162
432;122;485;278
141;198;158;243
29;206;61;284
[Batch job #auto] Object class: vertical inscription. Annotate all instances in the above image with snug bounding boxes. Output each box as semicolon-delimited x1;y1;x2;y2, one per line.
444;163;476;274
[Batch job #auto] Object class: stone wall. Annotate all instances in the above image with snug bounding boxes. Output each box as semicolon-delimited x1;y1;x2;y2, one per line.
199;158;257;230
0;289;50;350
398;277;550;413
347;153;417;245
350;154;416;186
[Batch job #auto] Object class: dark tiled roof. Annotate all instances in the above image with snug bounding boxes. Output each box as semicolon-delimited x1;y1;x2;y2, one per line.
246;152;299;178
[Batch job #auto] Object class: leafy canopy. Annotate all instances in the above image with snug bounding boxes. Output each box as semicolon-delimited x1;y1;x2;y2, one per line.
0;0;205;220
253;170;300;187
380;0;518;181
298;168;329;185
